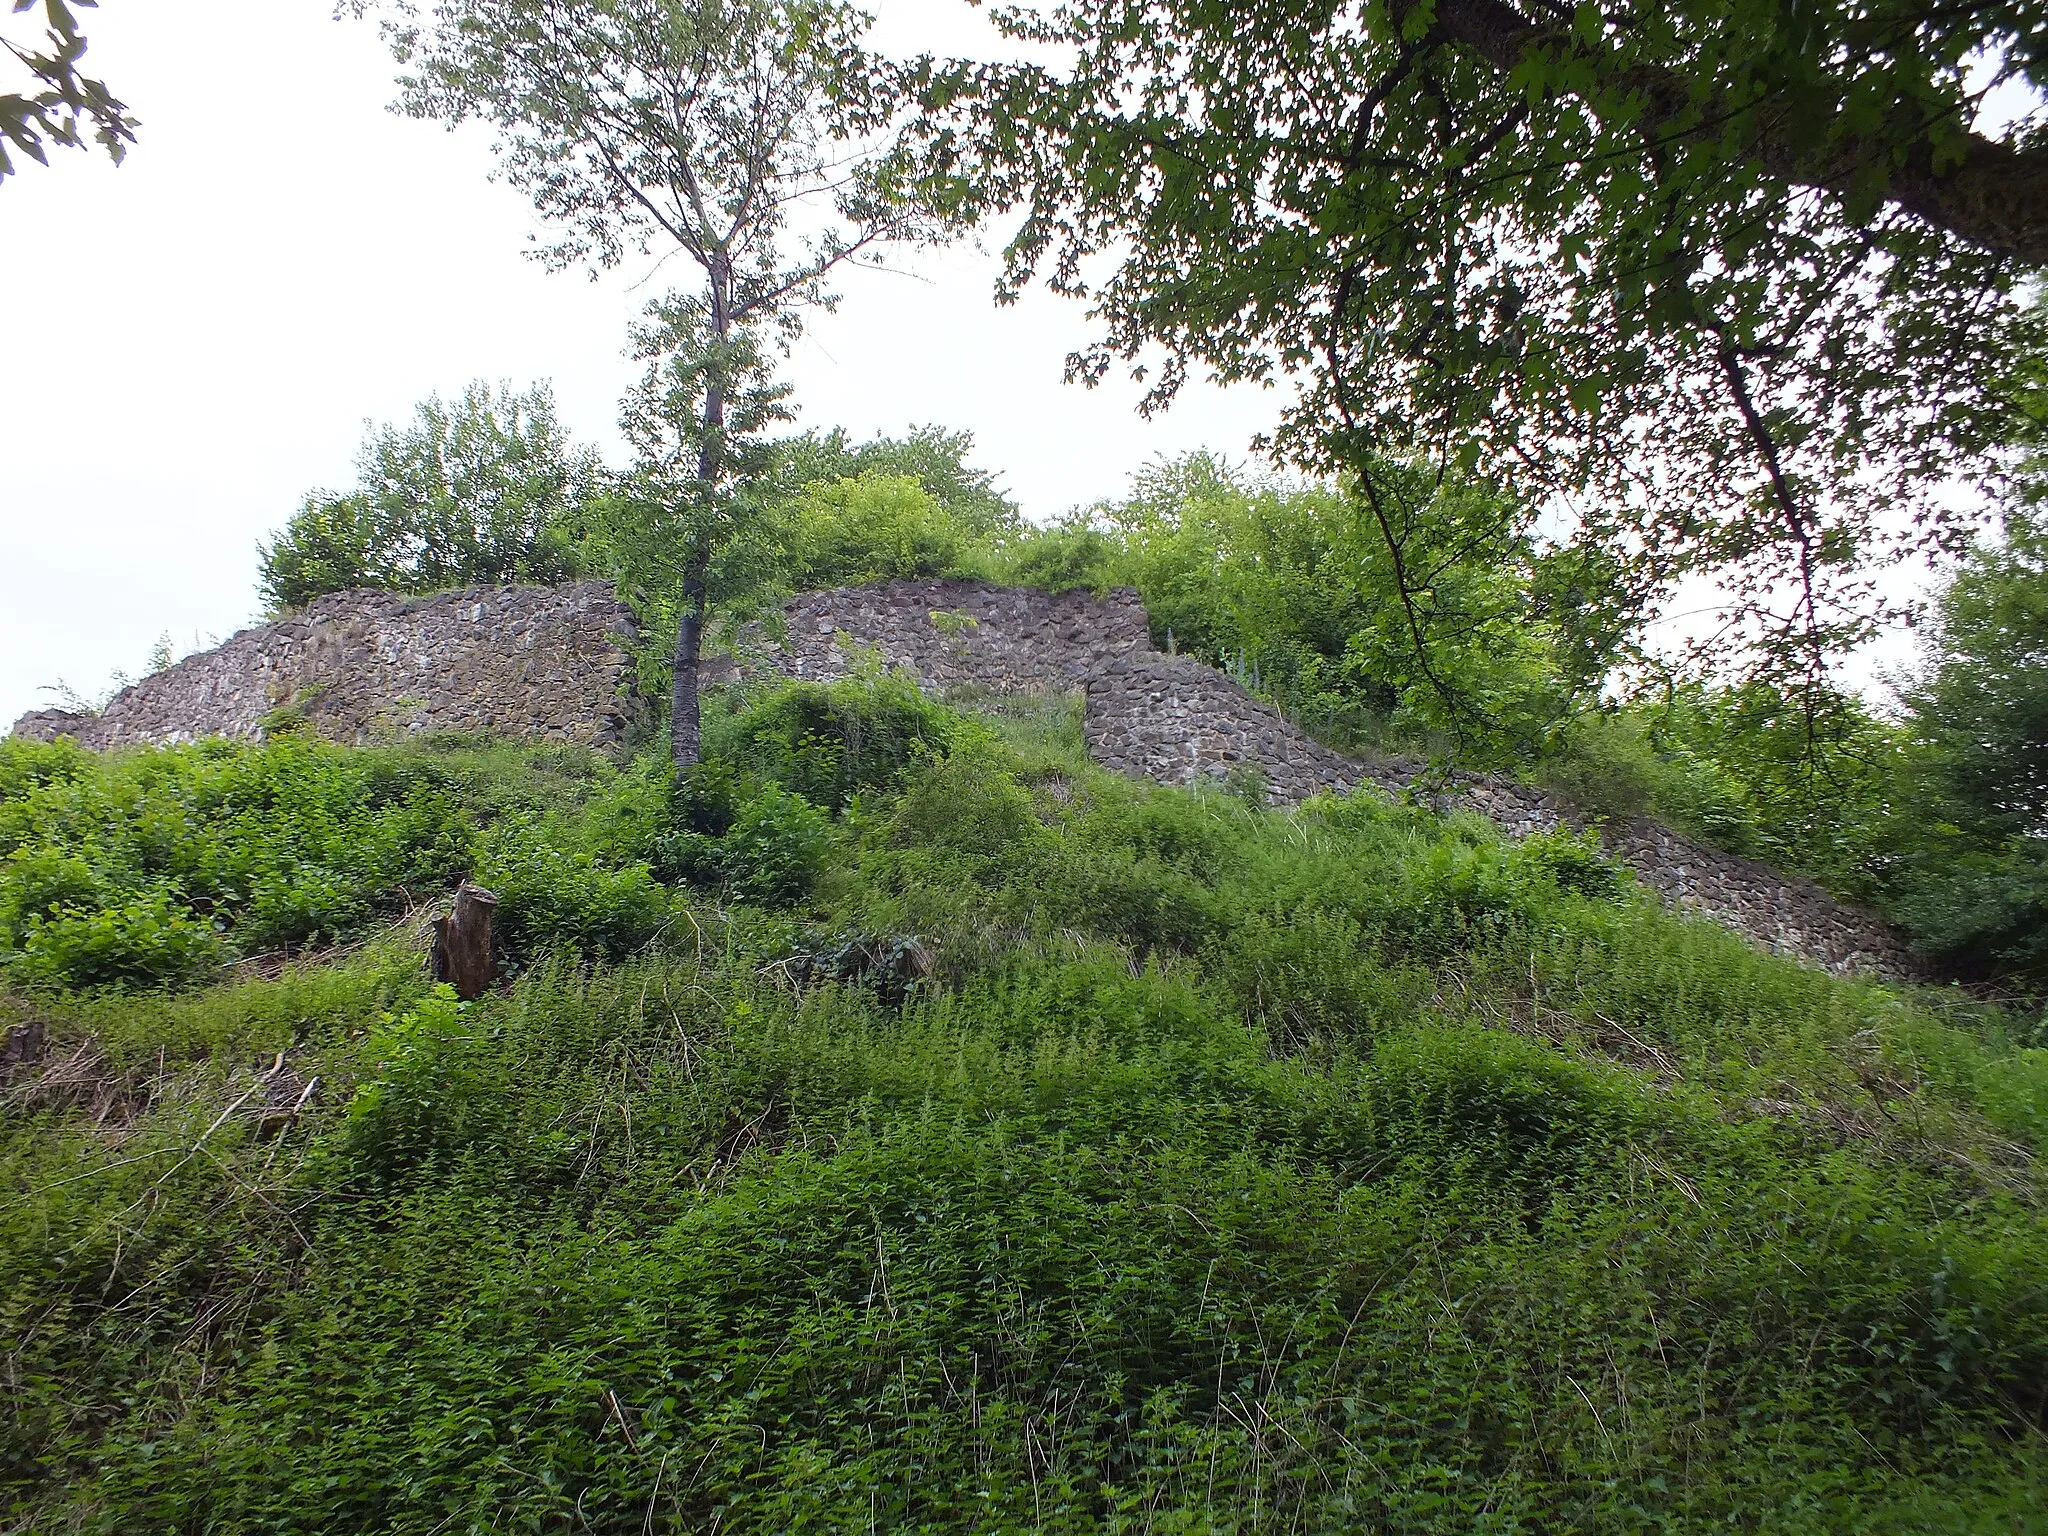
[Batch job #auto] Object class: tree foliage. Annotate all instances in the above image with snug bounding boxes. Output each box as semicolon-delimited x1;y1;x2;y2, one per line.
765;424;1019;538
1884;507;2048;982
1905;508;2048;844
998;454;1586;759
783;471;972;587
372;0;948;764
258;381;600;612
908;0;2048;697
1;0;135;181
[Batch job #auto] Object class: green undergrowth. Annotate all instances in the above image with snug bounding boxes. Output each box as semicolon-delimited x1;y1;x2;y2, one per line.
4;679;2047;1531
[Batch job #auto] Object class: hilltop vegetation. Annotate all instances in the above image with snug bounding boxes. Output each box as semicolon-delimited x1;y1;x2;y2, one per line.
5;674;2048;1530
15;0;2048;1525
247;395;2048;995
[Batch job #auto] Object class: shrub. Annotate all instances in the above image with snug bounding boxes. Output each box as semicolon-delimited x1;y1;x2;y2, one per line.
10;892;224;989
720;786;832;905
257;381;597;611
478;833;673;962
1537;710;1756;847
1036;840;1220;953
239;869;370;953
0;849;109;948
1535;711;1662;819
667;756;743;838
330;985;496;1183
1510;826;1626;900
787;472;974;586
0;737;90;802
776;929;933;1008
707;673;953;811
993;515;1118;593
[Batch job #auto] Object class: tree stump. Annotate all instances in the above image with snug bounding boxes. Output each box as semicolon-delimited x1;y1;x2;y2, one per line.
429;884;499;999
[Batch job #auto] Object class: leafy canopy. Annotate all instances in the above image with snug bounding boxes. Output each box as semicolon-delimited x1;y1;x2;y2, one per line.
908;0;2048;693
1906;508;2048;845
764;424;1020;539
257;381;600;612
0;0;135;181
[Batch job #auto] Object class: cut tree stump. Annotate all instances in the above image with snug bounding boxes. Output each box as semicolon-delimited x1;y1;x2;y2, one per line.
429;883;499;999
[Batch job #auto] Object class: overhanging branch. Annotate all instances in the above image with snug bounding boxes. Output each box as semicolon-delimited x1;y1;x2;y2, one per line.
1407;0;2048;265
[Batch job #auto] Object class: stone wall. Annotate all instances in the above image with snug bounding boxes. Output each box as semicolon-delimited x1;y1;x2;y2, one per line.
756;579;1918;979
10;575;1917;978
10;583;641;752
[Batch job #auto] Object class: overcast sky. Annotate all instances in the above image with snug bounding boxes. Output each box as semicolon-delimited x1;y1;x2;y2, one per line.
0;0;1283;726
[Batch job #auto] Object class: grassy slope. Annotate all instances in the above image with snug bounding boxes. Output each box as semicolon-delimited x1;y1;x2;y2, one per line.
3;694;2046;1533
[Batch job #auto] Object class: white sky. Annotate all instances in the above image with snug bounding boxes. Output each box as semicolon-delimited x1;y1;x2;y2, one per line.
0;0;1282;726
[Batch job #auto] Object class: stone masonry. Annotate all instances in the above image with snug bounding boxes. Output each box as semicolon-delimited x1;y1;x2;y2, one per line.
12;576;1915;978
10;584;641;751
762;580;1917;980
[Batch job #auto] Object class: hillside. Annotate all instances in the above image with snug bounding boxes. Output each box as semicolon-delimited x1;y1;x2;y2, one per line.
17;0;2048;1525
4;674;2045;1532
10;577;1914;980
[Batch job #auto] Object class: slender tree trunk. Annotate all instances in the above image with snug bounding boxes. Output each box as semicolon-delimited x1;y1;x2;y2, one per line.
671;263;733;769
671;562;709;765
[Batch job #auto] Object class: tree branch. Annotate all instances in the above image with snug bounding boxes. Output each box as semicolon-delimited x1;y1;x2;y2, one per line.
1411;0;2048;264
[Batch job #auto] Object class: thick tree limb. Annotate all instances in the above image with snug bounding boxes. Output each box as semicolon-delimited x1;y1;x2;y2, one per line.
1414;0;2048;265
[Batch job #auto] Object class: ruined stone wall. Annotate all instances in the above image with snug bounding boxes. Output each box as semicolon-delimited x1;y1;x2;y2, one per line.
10;575;1916;977
10;583;641;752
758;580;1917;979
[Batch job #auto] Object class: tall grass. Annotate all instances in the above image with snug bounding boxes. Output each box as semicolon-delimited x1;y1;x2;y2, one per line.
4;691;2045;1530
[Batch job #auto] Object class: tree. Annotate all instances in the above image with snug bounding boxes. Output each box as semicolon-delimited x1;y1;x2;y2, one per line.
2;0;135;181
909;0;2048;721
258;381;599;611
375;0;946;764
1881;509;2048;984
764;425;1020;539
1904;508;2048;844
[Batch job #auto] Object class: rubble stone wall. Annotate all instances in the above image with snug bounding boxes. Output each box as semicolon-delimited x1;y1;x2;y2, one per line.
758;580;1918;979
11;576;1916;978
10;583;641;752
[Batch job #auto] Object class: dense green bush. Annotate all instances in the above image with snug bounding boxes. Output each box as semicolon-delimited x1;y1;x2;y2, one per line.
7;682;2048;1531
762;425;1019;541
718;785;831;905
1535;709;1756;843
8;890;225;988
1884;509;2048;985
991;512;1119;593
652;677;957;906
784;472;982;587
704;671;955;812
477;830;675;962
